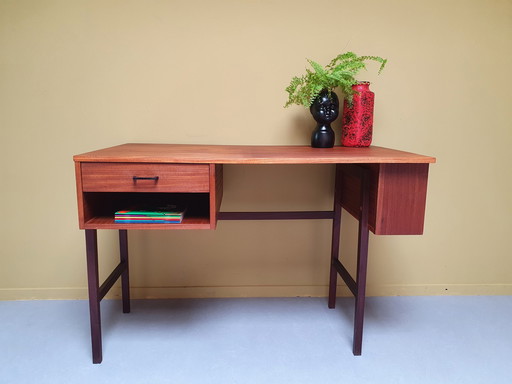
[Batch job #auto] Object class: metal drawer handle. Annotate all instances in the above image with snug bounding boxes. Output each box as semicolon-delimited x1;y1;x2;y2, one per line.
133;176;159;182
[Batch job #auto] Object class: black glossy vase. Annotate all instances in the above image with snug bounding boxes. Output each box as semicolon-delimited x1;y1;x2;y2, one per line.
310;89;339;148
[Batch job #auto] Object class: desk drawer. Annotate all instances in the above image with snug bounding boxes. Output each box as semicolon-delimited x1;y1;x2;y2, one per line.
81;163;210;192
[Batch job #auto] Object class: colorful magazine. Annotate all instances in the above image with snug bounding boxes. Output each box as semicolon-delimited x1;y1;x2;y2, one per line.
115;204;186;224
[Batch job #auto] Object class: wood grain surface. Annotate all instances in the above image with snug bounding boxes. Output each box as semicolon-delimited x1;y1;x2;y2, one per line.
74;143;436;164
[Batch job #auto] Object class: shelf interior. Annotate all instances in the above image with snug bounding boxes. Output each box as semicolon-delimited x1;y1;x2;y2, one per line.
82;192;211;229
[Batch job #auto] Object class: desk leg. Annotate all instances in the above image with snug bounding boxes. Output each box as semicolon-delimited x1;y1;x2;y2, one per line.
119;230;131;313
353;170;370;356
328;165;370;356
328;164;343;308
85;229;102;364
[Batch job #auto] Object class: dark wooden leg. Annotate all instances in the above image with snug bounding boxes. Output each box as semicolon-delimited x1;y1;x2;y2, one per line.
85;229;102;364
328;164;343;308
327;165;371;355
119;230;131;313
352;168;370;356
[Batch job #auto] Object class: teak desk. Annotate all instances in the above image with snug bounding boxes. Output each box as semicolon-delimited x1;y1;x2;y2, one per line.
74;143;436;363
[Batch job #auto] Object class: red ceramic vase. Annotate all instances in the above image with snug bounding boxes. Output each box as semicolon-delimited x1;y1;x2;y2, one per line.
341;82;375;147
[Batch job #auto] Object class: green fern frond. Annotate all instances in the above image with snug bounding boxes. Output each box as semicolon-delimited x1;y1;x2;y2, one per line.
284;52;387;108
328;52;357;68
358;55;387;74
308;60;326;76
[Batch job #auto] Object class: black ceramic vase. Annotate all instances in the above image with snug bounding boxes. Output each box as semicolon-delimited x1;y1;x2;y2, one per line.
310;89;339;148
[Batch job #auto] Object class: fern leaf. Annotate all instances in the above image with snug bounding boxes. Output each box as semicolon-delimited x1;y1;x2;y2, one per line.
284;52;387;108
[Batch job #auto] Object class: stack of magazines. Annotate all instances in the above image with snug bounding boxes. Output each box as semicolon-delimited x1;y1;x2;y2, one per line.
115;205;186;224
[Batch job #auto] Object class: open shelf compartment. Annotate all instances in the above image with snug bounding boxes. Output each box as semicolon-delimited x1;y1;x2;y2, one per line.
81;192;212;229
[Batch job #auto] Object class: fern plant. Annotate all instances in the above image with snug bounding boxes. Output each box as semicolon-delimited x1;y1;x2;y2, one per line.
284;52;387;108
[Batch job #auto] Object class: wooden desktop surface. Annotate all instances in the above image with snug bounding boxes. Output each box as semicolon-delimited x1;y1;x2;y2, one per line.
74;143;436;164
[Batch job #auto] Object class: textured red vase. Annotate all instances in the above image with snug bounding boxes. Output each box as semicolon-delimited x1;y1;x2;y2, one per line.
341;82;375;147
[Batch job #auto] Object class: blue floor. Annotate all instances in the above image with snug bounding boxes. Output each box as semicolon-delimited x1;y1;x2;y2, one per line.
1;296;511;383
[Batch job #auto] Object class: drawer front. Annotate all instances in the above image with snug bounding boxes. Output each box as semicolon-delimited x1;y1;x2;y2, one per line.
81;163;210;192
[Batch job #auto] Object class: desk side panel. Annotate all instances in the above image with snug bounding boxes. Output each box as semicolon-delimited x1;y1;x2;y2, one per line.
374;164;429;235
339;165;376;233
75;161;88;229
209;164;224;229
340;164;430;235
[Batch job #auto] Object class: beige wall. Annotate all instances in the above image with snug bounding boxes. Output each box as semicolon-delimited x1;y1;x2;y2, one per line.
1;0;511;300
